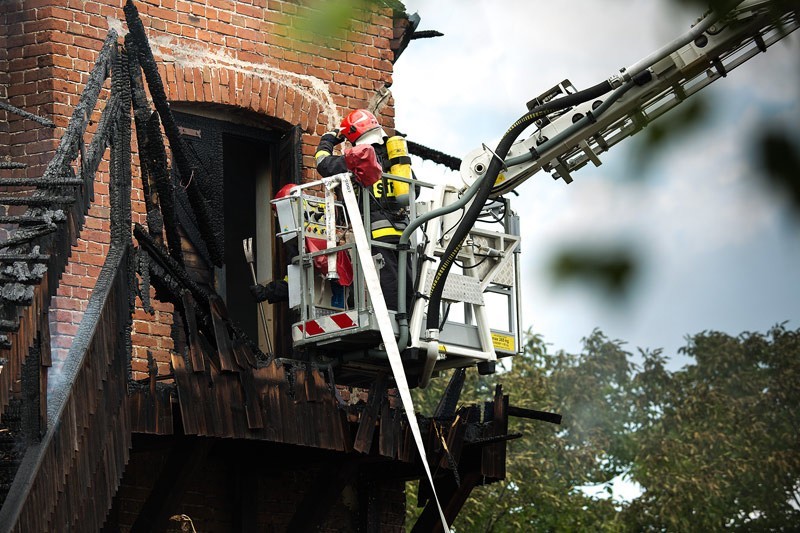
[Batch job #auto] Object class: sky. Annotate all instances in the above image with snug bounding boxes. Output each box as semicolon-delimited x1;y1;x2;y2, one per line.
391;0;800;367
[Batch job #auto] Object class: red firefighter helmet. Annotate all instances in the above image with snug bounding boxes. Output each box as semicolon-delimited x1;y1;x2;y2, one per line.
272;183;297;210
275;183;297;200
339;109;385;145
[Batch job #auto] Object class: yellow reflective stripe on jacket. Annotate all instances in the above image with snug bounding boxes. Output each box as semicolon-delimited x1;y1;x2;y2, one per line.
315;150;331;161
371;226;403;239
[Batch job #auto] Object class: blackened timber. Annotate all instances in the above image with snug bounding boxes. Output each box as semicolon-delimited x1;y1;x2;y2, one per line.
438;411;468;477
410;29;445;40
208;296;237;372
0;246;132;532
0;196;75;206
0;253;49;264
465;432;522;446
0;178;83;187
396;131;462;171
379;400;397;458
353;373;388;454
411;472;482;533
180;292;205;372
481;386;508;480
81;91;121;199
125;33;165;245
0;100;55;128
145;112;183;264
434;367;466;419
508;405;562;425
110;41;133;247
39;31;116;186
0;162;26;169
134;224;210;312
0;226;57;249
0;319;19;332
124;0;223;265
0;215;55;225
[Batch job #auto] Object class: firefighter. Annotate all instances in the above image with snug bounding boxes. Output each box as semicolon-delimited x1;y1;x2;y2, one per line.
248;183;298;304
315;109;414;312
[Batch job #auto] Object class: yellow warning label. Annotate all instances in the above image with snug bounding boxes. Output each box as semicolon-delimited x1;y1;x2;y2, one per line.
491;332;515;352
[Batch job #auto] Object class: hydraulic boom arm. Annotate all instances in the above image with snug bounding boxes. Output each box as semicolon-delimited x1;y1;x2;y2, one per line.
459;0;798;195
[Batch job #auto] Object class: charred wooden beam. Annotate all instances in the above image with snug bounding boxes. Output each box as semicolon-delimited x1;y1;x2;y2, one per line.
0;100;55;128
125;33;165;246
353;372;388;454
124;0;223;265
0;178;84;187
0;284;34;305
0;225;57;249
508;405;562;425
464;432;523;446
110;41;132;247
0;262;47;285
412;472;482;533
481;385;509;479
433;367;466;419
0;215;62;225
39;31;116;186
134;224;209;313
208;296;237;372
81;90;121;198
0;162;26;169
0;196;75;206
20;338;42;443
396;131;462;171
0;252;50;265
0;319;19;332
135;224;262;362
180;292;206;373
144;111;183;264
410;29;445;40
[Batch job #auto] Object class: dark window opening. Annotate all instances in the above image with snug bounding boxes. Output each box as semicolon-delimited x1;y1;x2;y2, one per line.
170;110;298;357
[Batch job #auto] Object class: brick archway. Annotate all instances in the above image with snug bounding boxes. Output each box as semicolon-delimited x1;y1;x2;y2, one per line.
159;63;335;135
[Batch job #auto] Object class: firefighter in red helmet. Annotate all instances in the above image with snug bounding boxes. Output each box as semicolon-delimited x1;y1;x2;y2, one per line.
315;109;414;312
248;183;298;304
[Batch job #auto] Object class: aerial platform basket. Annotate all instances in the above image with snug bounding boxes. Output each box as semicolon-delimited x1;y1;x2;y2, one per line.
274;173;522;387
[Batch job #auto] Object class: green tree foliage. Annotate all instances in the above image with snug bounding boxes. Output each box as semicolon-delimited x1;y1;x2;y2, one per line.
408;331;635;532
407;325;800;532
624;324;800;531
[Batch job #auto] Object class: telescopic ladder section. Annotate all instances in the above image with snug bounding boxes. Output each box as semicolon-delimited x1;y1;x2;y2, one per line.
460;1;800;195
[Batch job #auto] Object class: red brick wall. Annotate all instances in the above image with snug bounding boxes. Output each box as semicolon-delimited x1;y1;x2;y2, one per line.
0;0;398;378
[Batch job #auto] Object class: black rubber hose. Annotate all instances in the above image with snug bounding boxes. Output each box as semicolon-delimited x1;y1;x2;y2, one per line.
425;79;613;331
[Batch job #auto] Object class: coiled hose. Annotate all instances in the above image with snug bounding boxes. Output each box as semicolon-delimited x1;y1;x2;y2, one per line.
425;79;615;332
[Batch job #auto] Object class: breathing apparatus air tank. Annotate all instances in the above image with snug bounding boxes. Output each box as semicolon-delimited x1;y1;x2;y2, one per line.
383;135;412;207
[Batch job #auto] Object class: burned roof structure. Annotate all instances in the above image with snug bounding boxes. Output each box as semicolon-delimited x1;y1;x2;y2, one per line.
0;1;556;531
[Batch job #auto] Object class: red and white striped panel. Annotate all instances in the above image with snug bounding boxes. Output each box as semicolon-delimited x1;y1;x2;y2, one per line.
292;310;359;341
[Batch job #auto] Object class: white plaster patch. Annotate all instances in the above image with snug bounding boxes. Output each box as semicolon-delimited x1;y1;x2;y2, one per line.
106;17;126;37
149;35;340;129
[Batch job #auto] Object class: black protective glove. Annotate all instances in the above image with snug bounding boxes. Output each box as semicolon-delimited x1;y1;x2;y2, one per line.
264;280;289;303
249;281;290;304
320;130;344;147
249;283;269;303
